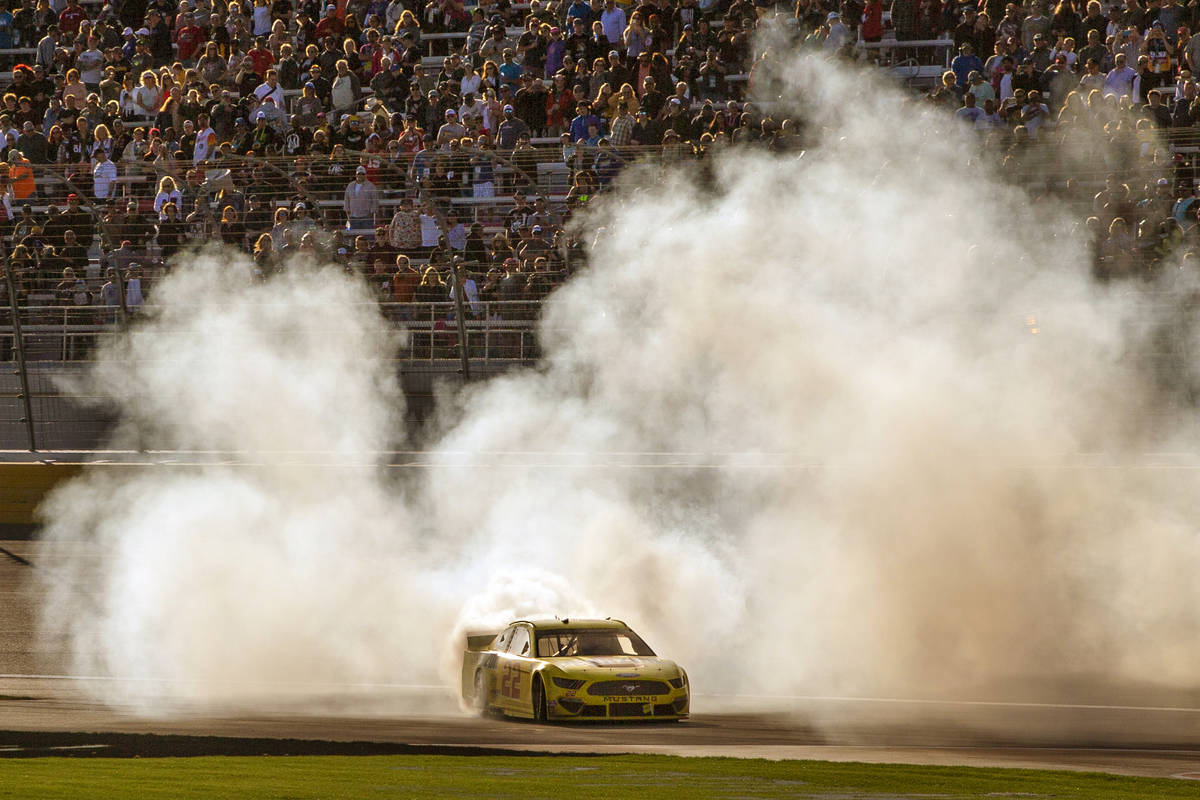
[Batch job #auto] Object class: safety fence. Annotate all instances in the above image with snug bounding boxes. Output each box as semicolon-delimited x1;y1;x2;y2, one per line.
0;297;544;451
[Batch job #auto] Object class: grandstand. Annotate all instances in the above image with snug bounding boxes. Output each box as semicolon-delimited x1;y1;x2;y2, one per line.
3;0;1200;448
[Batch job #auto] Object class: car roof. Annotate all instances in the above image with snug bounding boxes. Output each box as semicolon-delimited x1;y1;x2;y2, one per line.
511;618;631;632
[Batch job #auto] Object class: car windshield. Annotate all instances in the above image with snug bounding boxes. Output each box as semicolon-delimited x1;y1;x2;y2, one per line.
535;629;656;658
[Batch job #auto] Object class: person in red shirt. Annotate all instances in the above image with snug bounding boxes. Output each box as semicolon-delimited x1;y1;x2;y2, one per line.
57;0;88;35
314;4;344;42
175;13;204;63
861;0;884;43
247;37;275;77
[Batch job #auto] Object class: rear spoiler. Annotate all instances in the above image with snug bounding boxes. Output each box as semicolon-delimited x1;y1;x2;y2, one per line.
465;630;500;652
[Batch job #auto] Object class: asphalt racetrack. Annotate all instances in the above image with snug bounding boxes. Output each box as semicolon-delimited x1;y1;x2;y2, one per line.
3;540;1200;779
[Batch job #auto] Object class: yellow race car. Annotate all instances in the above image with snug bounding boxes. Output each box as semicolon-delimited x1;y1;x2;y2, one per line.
461;618;690;721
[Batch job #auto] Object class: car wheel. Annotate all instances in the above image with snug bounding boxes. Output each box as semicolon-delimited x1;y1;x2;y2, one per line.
532;677;548;722
473;671;489;717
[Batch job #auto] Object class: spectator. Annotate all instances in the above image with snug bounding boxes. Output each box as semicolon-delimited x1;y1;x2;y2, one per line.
601;0;626;45
156;203;187;263
1104;52;1137;98
125;266;143;312
330;59;362;114
92;149;117;200
952;44;985;87
496;103;530;149
344;165;379;232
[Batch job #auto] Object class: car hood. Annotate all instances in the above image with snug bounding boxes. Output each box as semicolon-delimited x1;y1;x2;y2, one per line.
547;655;681;678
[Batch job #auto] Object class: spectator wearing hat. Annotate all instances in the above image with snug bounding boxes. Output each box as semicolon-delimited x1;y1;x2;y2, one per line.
35;25;58;71
823;12;850;54
966;70;996;104
951;43;984;87
244;111;274;155
437;108;466;147
344;165;379;233
1025;33;1052;71
315;4;345;42
144;9;173;65
1021;3;1051;52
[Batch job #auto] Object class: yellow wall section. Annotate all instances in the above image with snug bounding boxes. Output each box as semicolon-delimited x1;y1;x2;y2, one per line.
0;463;84;525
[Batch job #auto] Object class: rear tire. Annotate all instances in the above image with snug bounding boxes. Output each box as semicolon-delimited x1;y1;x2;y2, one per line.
532;677;548;722
473;671;489;717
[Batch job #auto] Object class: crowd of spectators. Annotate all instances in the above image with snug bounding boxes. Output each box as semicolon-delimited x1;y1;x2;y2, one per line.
0;0;1197;329
0;0;779;322
903;0;1200;281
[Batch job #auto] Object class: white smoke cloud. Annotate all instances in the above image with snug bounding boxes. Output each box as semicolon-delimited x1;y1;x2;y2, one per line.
34;51;1200;715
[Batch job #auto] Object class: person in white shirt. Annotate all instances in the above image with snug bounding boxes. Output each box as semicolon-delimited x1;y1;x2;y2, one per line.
251;0;271;36
973;98;1005;129
153;175;183;220
253;68;285;109
125;266;144;313
93;149;118;199
419;203;440;249
193;112;217;164
448;258;482;316
955;92;986;123
133;70;163;118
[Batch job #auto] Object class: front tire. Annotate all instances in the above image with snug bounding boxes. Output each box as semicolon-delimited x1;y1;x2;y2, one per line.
532;677;548;722
473;671;489;717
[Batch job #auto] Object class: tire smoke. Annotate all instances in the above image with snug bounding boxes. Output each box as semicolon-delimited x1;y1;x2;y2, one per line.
34;53;1200;713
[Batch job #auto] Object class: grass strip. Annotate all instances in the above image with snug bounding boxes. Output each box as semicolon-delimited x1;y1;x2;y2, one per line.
1;753;1195;799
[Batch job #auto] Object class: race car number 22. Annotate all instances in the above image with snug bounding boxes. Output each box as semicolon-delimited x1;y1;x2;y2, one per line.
499;663;522;699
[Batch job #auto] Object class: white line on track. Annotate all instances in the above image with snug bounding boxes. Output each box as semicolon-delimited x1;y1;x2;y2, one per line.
0;673;451;691
4;674;1200;714
700;692;1200;714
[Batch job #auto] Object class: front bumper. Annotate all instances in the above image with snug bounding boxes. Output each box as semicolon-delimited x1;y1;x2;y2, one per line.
547;688;689;720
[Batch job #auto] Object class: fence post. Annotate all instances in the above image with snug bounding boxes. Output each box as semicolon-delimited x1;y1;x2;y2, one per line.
3;262;37;452
451;257;471;380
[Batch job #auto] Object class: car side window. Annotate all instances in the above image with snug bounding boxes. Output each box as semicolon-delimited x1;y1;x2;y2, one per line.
508;626;530;656
494;627;513;652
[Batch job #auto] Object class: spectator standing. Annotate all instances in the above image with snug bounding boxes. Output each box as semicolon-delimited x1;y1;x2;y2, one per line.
496;103;530;149
951;44;985;87
1104;52;1137;98
330;59;362;115
253;68;285;109
344;165;379;232
601;0;626;46
93;148;117;198
1021;4;1051;52
389;196;422;252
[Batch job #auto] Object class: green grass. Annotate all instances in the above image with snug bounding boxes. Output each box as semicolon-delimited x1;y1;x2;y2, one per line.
0;754;1195;799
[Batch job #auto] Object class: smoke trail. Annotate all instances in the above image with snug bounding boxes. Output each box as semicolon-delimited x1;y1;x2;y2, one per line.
34;51;1200;713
